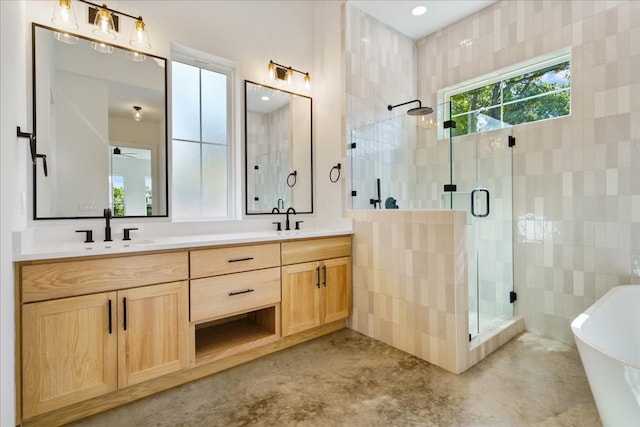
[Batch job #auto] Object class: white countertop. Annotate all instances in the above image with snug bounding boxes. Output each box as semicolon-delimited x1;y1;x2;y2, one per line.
14;228;353;262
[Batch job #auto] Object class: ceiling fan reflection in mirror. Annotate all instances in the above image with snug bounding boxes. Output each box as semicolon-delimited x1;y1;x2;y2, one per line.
113;146;138;158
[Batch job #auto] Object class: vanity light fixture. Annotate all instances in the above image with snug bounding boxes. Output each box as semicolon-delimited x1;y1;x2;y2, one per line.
91;3;117;40
51;0;79;44
50;1;153;53
132;106;143;122
129;17;151;50
267;60;311;90
91;41;114;54
52;0;79;30
126;51;147;62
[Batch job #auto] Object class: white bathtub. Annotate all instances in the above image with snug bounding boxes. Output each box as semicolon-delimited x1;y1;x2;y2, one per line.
571;285;640;427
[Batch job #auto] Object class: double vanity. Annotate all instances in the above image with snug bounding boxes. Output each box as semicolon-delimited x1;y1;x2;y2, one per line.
21;16;331;427
15;231;352;426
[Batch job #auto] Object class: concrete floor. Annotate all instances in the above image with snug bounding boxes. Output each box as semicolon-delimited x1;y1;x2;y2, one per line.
70;330;600;426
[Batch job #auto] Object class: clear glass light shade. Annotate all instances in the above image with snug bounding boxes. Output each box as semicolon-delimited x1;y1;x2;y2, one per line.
285;68;293;85
132;106;143;122
126;51;147;62
268;61;276;80
92;6;117;40
91;41;114;54
53;31;79;45
130;18;151;50
51;0;78;31
304;73;311;90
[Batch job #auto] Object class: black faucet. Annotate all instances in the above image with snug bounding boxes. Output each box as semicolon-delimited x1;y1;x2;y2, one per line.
285;207;296;231
103;208;112;242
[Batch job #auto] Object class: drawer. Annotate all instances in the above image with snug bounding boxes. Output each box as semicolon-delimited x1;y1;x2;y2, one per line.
21;251;189;303
281;236;352;265
190;267;281;322
190;243;280;278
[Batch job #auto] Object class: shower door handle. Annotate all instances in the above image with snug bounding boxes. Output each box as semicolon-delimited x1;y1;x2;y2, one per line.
471;188;490;218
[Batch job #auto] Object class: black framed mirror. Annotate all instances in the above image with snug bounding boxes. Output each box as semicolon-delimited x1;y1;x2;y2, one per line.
244;80;312;214
32;23;168;219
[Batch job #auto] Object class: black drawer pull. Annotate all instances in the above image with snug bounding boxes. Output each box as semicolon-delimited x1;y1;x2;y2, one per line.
229;289;255;296
228;257;255;263
108;299;112;334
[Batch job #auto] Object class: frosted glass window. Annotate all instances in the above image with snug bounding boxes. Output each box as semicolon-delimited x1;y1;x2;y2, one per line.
171;58;231;220
172;140;201;220
202;69;227;144
172;62;200;141
202;144;228;217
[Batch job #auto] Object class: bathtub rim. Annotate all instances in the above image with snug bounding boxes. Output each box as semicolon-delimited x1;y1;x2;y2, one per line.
570;284;640;370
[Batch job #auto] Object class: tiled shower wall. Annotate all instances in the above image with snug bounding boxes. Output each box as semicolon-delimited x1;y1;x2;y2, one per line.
346;1;640;343
347;209;524;374
414;0;640;343
246;108;290;211
343;5;416;130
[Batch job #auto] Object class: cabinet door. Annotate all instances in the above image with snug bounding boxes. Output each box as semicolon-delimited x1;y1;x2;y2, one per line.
281;262;321;336
118;281;189;388
322;257;352;324
22;292;117;418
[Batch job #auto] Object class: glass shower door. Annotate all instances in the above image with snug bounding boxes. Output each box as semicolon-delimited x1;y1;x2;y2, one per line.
449;128;514;339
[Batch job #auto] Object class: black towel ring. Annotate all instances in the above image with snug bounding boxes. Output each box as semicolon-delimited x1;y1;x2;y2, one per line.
329;163;341;183
287;171;297;187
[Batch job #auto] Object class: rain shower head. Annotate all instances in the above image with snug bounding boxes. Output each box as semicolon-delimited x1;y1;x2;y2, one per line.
387;99;433;116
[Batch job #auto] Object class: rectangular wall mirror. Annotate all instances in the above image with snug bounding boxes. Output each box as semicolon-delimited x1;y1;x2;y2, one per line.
32;24;168;219
244;80;313;214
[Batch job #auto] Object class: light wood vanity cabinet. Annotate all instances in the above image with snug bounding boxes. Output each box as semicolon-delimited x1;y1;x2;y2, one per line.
189;243;282;366
281;237;352;337
19;252;189;419
22;292;118;418
16;236;351;425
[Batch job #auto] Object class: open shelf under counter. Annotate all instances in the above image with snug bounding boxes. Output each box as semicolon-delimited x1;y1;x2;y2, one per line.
193;305;281;366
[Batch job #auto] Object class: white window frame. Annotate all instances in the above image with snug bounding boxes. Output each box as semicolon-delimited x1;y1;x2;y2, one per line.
170;47;238;221
439;48;571;137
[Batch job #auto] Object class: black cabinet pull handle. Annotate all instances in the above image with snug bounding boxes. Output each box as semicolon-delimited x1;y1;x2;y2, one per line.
322;265;327;287
229;289;255;296
228;257;255;263
108;299;112;334
123;297;127;331
316;266;321;288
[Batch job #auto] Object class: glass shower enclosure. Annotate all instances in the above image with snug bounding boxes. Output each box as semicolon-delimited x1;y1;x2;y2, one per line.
444;127;514;339
350;102;514;340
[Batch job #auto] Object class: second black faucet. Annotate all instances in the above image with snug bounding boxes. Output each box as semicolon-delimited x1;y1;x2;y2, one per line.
103;208;112;242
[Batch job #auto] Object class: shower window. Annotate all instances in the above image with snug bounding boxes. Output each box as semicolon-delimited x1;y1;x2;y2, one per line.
443;50;570;137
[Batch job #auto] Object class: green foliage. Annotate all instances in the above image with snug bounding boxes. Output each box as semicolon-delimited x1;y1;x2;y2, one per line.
450;61;570;136
145;185;152;216
113;186;125;216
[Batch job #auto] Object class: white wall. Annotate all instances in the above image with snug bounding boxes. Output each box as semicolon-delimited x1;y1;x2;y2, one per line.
1;2;28;424
0;1;346;424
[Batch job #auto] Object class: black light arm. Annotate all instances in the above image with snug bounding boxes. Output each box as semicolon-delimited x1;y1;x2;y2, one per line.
269;60;308;79
77;0;141;21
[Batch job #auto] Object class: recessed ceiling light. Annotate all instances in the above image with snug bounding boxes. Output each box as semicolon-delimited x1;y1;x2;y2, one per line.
412;5;427;16
261;96;270;101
